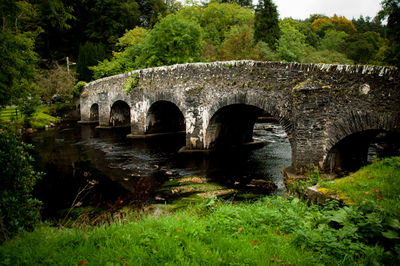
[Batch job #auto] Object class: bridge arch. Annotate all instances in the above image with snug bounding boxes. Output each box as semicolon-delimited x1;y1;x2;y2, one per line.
89;103;99;121
146;100;185;134
323;112;400;173
110;100;131;127
204;93;294;150
205;104;263;149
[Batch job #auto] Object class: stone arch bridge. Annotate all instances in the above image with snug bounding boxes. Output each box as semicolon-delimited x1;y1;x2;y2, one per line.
79;60;400;172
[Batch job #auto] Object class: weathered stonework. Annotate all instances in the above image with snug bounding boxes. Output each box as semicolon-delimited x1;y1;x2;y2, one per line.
80;60;400;172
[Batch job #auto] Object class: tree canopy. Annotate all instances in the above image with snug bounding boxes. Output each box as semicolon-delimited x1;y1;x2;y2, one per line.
0;0;398;107
254;0;280;48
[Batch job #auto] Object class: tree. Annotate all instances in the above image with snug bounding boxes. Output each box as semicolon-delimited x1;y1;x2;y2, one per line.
84;0;141;51
77;42;106;81
276;20;306;62
135;14;202;68
0;1;38;107
296;20;320;48
319;30;348;53
344;34;375;64
312;17;335;37
37;64;77;102
137;0;168;28
217;25;256;60
352;15;385;35
115;27;149;52
379;0;400;66
179;2;254;47
254;0;280;48
313;15;357;37
217;0;253;8
91;27;149;79
330;15;357;34
33;0;75;62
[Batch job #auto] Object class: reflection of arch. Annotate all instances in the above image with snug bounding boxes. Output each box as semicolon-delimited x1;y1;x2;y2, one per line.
323;112;400;173
90;103;99;121
146;101;185;134
205;104;273;149
110;100;130;127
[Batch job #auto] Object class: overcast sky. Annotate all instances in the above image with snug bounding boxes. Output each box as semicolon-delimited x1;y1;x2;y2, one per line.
272;0;382;20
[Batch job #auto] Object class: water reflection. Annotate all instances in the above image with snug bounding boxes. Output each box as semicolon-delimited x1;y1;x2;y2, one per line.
26;121;291;219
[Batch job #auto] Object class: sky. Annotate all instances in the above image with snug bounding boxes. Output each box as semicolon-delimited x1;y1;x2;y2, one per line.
271;0;382;20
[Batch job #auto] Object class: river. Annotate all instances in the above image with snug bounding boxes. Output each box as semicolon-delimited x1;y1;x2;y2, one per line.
26;121;291;220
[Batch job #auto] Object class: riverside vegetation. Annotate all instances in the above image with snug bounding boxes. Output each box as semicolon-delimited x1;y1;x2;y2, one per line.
1;0;400;264
0;156;399;265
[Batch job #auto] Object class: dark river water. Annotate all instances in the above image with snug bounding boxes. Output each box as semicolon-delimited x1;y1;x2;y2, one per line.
26;122;291;219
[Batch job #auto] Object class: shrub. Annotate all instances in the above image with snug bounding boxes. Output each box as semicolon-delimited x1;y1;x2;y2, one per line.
37;64;77;103
0;125;42;242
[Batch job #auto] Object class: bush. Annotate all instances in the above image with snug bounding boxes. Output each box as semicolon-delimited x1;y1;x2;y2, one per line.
73;81;86;98
18;95;41;128
37;64;77;103
0;125;42;242
303;49;354;64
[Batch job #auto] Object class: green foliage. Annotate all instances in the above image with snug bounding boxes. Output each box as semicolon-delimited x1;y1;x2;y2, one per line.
254;0;280;48
84;0;141;48
18;95;40;127
37;64;77;102
319;29;348;53
296;20;320;48
217;25;256;60
1;195;399;264
137;0;169;28
123;74;139;94
344;33;376;64
320;157;400;217
0;29;38;107
179;2;254;47
115;27;149;52
73;81;86;98
352;15;385;35
254;41;280;61
378;0;400;67
90;27;149;79
285;167;321;196
135;14;202;68
303;49;354;64
216;0;253;7
276;20;307;62
77;42;106;82
0;125;42;242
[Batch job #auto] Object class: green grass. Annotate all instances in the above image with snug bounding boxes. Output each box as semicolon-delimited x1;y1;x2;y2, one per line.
0;107;20;122
1;196;396;265
318;157;400;216
1;159;400;265
0;105;60;129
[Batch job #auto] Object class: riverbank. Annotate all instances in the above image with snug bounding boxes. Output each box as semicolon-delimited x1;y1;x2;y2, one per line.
1;157;399;265
0;103;78;131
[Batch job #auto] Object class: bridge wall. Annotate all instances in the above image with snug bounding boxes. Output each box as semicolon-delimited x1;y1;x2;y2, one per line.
80;61;400;171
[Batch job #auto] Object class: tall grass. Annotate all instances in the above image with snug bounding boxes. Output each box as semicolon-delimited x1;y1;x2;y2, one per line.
0;196;390;265
319;157;400;216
